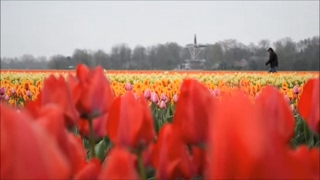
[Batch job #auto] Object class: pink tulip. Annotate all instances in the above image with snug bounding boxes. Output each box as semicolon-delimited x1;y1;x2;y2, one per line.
165;97;170;103
124;82;133;91
292;85;300;94
173;94;178;103
4;95;9;101
26;90;31;97
159;101;166;109
144;89;151;99
160;93;166;101
150;92;159;104
11;88;15;94
0;87;6;96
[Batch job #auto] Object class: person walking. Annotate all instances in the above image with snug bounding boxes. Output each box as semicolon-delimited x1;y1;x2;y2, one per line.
265;47;278;73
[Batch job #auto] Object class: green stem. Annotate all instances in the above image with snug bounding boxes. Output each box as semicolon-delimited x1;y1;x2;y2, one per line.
88;118;96;158
137;151;147;180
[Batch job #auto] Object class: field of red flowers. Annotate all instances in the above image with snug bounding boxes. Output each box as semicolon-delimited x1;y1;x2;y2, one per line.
1;64;319;179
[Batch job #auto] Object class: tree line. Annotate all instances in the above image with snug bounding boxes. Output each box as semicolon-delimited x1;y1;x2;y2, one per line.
1;36;319;71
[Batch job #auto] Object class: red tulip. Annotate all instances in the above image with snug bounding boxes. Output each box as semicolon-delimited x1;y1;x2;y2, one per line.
207;90;319;179
1;104;71;179
98;146;139;180
172;79;214;145
142;143;155;168
26;75;78;127
78;113;109;138
68;64;114;137
74;158;101;180
191;146;207;176
207;92;271;179
298;78;319;134
255;85;295;144
33;104;87;175
286;146;320;180
152;124;195;180
107;92;155;151
70;64;114;119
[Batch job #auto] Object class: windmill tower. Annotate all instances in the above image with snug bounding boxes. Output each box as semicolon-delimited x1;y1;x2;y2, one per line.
177;34;207;70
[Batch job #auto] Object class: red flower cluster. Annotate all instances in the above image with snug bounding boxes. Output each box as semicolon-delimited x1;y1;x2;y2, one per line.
1;64;319;180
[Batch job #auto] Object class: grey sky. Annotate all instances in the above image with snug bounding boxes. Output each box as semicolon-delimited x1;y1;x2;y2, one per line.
1;1;319;58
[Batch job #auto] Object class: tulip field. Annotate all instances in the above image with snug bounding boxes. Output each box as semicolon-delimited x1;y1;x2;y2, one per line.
1;65;319;179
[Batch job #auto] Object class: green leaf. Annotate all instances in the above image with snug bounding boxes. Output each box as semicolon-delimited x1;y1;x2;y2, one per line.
165;108;171;120
95;139;107;161
290;138;299;149
304;121;311;144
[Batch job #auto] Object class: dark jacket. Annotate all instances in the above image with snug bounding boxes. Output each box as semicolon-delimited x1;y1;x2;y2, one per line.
266;52;278;68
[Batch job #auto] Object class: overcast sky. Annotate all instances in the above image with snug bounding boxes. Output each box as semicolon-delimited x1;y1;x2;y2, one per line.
1;1;319;58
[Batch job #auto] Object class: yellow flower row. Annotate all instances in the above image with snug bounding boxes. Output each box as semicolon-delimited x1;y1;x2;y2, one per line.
0;71;318;107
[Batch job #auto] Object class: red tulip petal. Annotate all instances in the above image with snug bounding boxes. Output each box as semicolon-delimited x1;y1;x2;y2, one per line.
255;85;295;144
0;105;71;179
173;79;213;145
77;66;114;117
207;92;270;179
35;104;87;175
152;124;195;180
298;78;320;134
42;75;78;126
98;146;139;179
107;92;154;150
76;64;90;82
74;158;101;180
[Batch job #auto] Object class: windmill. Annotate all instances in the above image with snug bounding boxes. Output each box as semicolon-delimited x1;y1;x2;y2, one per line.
176;34;207;70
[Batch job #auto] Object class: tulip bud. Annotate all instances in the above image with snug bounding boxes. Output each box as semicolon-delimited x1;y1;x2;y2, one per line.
144;89;151;99
26;90;31;97
124;83;133;91
160;93;166;101
11;88;15;94
0;87;6;96
173;94;178;103
4;95;9;101
292;85;300;94
159;101;166;109
150;92;159;104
